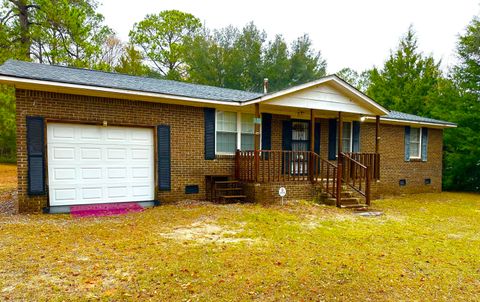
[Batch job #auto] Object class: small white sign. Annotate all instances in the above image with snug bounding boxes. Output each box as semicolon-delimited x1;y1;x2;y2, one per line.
278;187;286;197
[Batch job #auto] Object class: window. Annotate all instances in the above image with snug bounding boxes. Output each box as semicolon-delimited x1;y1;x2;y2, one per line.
216;111;258;154
292;121;309;151
336;122;352;154
409;127;421;159
216;111;237;154
341;122;352;153
241;113;255;150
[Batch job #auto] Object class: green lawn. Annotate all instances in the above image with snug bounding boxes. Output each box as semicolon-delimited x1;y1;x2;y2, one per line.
0;193;479;301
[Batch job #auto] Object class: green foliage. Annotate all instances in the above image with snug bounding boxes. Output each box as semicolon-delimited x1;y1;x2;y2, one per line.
114;44;150;76
0;85;15;161
288;34;326;87
129;10;202;80
1;0;113;68
367;27;442;116
430;17;480;192
185;26;327;92
262;35;291;91
336;67;370;92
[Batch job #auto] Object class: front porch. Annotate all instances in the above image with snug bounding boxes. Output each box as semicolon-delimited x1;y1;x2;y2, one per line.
233;108;383;207
211;76;388;206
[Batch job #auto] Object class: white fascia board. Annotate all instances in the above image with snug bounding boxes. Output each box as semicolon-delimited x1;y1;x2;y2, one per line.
364;116;457;128
242;75;389;115
0;75;243;107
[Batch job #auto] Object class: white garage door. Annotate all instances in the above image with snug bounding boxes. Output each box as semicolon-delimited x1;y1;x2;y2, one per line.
47;123;155;206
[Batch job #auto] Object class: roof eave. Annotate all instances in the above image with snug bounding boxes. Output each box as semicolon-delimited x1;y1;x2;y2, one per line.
364;116;457;128
241;75;389;116
0;75;244;107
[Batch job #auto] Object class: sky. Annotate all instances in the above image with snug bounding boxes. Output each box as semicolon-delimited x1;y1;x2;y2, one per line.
98;0;479;73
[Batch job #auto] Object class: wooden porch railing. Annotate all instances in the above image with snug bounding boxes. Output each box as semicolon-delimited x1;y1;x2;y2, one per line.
340;153;371;206
344;152;380;180
235;150;379;207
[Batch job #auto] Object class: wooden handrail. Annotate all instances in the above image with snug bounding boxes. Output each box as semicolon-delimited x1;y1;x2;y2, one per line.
341;152;371;206
234;150;378;206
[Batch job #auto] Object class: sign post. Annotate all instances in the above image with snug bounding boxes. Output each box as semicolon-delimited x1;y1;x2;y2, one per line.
278;187;286;205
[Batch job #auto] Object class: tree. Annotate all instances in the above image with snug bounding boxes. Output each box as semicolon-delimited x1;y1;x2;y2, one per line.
430;17;480;192
1;0;113;68
129;10;201;80
262;35;290;92
288;34;327;87
366;27;442;116
114;44;150;76
336;67;370;92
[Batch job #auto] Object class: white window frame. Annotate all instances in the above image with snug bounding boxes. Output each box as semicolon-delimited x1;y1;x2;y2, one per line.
409;127;422;159
336;121;353;155
215;110;261;155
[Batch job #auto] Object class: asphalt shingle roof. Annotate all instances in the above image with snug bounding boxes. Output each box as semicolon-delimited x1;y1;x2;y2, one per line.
385;111;456;126
0;60;456;127
0;60;262;102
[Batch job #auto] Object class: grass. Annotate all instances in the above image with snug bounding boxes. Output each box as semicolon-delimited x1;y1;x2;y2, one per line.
0;193;479;301
0;163;16;193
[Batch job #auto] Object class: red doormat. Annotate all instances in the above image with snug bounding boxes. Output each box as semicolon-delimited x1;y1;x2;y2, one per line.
70;202;144;218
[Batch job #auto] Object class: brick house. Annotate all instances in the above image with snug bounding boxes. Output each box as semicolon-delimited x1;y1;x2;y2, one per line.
0;60;456;213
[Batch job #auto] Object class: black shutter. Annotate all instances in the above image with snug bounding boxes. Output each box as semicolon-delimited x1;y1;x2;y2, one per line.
282;120;292;173
314;122;321;154
262;113;272;159
282;120;292;151
421;128;428;161
328;119;337;160
157;125;171;191
404;126;411;161
261;113;272;151
26;116;45;195
352;121;360;152
204;108;215;160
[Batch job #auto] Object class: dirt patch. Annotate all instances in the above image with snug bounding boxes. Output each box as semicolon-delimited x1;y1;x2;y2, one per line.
0;190;17;215
159;219;254;244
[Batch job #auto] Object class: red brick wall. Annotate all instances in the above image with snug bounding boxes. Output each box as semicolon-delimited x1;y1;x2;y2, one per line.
16;89;444;211
16;90;234;212
360;122;443;197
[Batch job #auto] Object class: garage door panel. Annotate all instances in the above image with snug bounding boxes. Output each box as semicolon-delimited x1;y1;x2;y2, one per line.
81;167;102;180
47;123;154;206
82;187;103;200
80;147;102;160
107;167;127;179
54;188;76;202
52;147;75;160
52;167;76;181
107;148;127;160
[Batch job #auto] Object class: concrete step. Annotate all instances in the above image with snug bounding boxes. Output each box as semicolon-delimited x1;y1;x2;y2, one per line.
339;197;360;205
340;204;368;210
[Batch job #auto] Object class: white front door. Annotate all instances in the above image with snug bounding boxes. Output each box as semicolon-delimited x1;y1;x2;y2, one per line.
47;123;155;206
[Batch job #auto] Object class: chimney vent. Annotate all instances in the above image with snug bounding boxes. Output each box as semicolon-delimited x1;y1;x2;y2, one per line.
263;78;269;94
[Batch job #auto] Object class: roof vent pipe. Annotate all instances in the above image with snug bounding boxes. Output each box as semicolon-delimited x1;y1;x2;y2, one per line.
263;78;269;94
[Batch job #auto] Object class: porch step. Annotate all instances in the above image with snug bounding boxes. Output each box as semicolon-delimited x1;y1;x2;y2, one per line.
215;180;241;184
215;187;243;191
214;180;247;204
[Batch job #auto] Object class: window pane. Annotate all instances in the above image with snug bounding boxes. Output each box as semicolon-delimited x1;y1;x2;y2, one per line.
217;132;237;153
241;114;254;134
217;111;237;132
292;141;308;151
241;133;254;150
409;128;421;157
410;144;420;157
410;128;420;143
292;122;309;140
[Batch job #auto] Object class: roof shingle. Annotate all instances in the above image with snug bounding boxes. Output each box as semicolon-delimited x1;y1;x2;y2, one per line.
0;60;262;102
0;60;456;127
